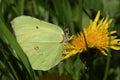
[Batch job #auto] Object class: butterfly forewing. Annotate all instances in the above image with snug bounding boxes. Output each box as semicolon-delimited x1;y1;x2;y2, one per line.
11;16;64;70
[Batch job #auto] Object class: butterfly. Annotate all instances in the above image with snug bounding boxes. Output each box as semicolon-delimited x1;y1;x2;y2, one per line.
11;16;66;70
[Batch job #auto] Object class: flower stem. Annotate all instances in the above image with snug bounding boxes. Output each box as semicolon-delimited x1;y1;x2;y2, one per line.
103;55;111;80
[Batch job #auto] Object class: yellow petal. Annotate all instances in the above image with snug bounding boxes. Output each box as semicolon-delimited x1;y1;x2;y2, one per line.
63;50;79;59
110;31;117;35
110;39;120;45
108;19;112;24
110;36;117;39
94;11;100;23
110;46;120;50
99;48;108;55
103;17;108;25
97;18;104;29
104;23;109;29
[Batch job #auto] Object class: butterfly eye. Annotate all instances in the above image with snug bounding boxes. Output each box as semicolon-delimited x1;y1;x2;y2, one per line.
36;26;39;29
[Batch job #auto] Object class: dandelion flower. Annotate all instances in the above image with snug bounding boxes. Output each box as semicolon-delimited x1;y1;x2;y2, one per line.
63;11;120;59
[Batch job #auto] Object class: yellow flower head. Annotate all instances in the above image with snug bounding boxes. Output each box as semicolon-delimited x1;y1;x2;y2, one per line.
63;11;120;59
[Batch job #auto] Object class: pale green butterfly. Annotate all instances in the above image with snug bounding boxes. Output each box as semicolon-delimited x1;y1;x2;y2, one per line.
11;16;66;71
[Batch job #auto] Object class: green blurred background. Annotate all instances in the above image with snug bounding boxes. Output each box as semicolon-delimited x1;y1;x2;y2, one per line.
0;0;120;80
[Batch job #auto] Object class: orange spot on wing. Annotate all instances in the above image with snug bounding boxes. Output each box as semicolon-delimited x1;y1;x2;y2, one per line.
34;46;39;51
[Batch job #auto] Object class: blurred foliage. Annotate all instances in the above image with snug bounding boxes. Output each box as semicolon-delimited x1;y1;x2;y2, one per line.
0;0;120;80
